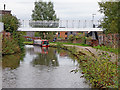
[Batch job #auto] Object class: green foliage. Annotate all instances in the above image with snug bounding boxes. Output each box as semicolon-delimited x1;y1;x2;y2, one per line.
35;32;40;37
35;31;56;40
68;35;75;42
12;31;25;51
51;43;118;88
78;52;118;88
98;1;119;34
32;0;58;21
2;14;20;33
23;41;33;45
2;14;25;52
2;53;21;69
46;32;54;41
56;42;63;49
2;38;21;55
32;0;58;39
50;42;89;47
68;33;86;44
93;45;119;54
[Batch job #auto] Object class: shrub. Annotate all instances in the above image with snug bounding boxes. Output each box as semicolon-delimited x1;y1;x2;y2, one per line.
2;38;21;55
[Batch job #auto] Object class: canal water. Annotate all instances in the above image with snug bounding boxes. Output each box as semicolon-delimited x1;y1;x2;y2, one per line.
2;45;90;88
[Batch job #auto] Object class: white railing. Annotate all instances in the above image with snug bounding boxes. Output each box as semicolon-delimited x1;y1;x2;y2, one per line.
19;20;101;28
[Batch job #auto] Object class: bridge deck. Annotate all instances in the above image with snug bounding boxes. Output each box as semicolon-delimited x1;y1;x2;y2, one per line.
18;28;103;32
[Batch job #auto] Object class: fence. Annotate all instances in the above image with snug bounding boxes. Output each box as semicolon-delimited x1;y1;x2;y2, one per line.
98;33;119;48
20;20;100;28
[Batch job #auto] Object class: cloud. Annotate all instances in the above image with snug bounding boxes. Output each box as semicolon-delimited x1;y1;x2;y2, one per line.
0;0;103;20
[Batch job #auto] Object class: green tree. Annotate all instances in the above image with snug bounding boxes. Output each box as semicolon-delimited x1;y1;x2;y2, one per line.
32;0;58;21
2;14;20;33
31;0;58;40
98;1;119;34
2;14;25;52
68;35;75;43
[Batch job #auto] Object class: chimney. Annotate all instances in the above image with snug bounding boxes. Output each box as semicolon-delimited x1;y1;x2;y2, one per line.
4;4;6;10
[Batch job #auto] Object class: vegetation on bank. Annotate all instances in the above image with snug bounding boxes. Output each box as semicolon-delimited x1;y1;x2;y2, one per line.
24;41;118;55
93;45;119;54
68;32;86;43
50;42;90;47
2;53;22;69
23;41;33;45
50;43;118;88
2;14;25;55
2;38;21;55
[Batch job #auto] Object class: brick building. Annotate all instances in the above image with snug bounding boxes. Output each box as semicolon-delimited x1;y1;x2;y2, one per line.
0;10;11;15
0;4;12;38
57;31;88;40
0;4;11;16
58;31;78;39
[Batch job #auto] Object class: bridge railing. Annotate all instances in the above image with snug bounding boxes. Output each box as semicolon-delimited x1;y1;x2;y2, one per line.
29;20;59;28
19;20;101;28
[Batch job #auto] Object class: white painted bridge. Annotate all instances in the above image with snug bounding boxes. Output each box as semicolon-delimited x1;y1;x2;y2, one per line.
18;20;103;32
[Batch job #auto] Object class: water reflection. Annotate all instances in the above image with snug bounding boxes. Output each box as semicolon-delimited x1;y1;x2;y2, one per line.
34;46;48;54
2;53;25;70
32;47;59;67
57;49;77;64
2;45;90;88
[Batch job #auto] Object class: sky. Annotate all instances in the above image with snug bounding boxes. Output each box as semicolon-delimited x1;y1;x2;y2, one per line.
0;0;104;21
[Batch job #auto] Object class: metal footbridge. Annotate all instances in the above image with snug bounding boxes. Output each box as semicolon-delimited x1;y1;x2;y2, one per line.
17;20;103;32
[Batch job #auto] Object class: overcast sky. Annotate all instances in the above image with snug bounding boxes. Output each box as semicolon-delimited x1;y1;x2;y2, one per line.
0;0;104;20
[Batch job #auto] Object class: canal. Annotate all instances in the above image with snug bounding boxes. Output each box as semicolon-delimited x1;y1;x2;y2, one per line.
2;45;90;88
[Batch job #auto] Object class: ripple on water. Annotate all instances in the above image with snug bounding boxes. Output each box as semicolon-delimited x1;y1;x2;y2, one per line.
2;46;91;88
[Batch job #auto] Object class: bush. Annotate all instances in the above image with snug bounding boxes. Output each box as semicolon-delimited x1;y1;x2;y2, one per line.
68;35;75;42
2;14;20;33
2;38;21;55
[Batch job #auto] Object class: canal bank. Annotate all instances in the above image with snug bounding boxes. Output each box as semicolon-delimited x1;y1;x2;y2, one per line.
50;43;118;88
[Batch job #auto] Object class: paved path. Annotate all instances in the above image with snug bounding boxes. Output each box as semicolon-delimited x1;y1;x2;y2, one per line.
64;45;117;63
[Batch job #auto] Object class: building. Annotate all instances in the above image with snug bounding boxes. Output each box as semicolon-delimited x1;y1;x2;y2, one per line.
57;31;88;40
0;4;12;38
0;10;11;15
58;31;78;40
0;4;11;16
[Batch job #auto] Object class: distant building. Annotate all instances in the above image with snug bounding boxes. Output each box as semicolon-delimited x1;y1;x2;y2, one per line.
0;4;12;37
0;4;11;16
0;10;11;15
57;31;78;40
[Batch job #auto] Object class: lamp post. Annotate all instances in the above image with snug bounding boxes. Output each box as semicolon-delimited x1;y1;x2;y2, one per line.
92;14;96;28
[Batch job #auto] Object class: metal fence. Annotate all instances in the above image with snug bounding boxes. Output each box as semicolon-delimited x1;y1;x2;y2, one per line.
20;20;101;28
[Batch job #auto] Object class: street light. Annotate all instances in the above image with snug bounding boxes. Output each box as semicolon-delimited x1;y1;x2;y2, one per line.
92;14;96;28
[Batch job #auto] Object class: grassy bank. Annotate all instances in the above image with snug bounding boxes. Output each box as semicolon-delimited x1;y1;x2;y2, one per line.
93;45;119;54
51;42;119;55
23;41;33;45
50;42;90;47
50;43;118;88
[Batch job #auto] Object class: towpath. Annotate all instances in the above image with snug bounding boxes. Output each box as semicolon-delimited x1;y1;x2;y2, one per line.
63;44;117;63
